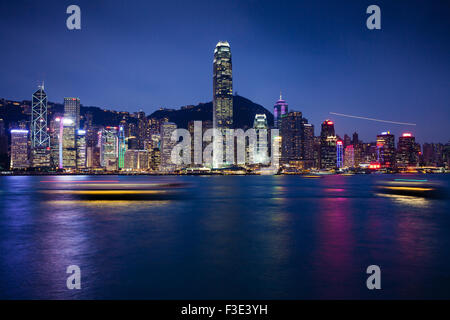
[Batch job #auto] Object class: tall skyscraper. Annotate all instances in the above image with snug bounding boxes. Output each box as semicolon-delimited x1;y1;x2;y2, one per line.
320;120;337;169
252;114;269;164
160;122;177;172
10;129;29;169
302;123;315;166
273;93;288;128
30;84;51;168
64;97;81;129
76;129;87;169
101;126;119;171
61;118;77;169
213;41;233;167
118;126;126;169
376;131;396;168
397;133;418;167
280;111;303;165
336;140;344;168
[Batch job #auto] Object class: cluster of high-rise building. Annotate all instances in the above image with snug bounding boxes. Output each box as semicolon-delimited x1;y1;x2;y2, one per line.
3;83;177;172
1;41;449;173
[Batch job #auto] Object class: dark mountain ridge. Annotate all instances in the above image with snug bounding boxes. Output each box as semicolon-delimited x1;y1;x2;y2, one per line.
149;95;274;129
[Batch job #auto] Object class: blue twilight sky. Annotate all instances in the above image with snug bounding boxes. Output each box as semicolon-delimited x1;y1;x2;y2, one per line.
0;0;449;143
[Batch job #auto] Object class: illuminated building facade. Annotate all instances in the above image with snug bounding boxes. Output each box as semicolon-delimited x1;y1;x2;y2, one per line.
302;123;315;166
344;145;355;168
213;41;233;167
10;129;29;169
101;127;119;171
118;126;126;169
61;118;76;169
150;148;161;170
124;149;149;171
252;114;269;164
273;93;288;128
64;97;80;129
336;140;344;168
30;84;51;168
422;143;444;167
320;120;337;169
376;131;395;168
160;122;177;172
76;129;86;169
280;111;303;165
397;133;418;167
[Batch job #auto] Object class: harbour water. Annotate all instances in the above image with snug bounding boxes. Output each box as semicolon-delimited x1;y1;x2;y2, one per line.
0;174;449;299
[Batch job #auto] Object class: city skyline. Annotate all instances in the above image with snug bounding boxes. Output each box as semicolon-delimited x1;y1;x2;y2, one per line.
0;0;449;144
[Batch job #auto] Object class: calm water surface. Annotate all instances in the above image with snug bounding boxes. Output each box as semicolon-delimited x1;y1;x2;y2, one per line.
0;174;449;299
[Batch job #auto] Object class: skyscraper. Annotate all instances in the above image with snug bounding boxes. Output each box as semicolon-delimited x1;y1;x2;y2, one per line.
61;118;77;169
101;127;119;171
344;145;355;168
376;131;396;168
10;129;29;169
320;120;337;169
273;93;288;128
213;41;233;166
336;140;344;168
397;133;418;167
280;111;303;165
160;122;177;172
31;84;51;168
118;126;126;169
64;97;81;129
252;114;269;164
76;129;87;169
302;123;315;166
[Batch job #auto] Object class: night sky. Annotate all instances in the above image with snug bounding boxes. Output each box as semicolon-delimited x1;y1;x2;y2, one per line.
0;0;449;143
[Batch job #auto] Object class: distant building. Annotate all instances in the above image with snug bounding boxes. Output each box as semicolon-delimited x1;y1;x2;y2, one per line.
160;122;177;172
118;126;126;169
302;123;315;165
101;127;119;171
376;131;396;168
422;143;444;167
397;133;418;167
62;118;76;169
124;149;149;171
64;98;81;129
213;41;233;167
188;120;212;166
252;114;269;164
336;140;344;168
150;148;161;170
31;84;51;168
320;120;337;169
76;129;86;169
280;111;303;165
10;129;29;169
344;145;355;168
273;93;288;128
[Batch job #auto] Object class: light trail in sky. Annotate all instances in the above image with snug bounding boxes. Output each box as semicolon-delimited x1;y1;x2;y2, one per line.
329;112;416;126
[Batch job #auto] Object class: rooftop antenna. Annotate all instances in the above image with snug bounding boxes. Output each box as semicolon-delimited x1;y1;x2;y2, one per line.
279;90;282;100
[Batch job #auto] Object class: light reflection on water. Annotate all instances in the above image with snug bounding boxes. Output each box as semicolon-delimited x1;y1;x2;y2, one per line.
0;174;449;299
